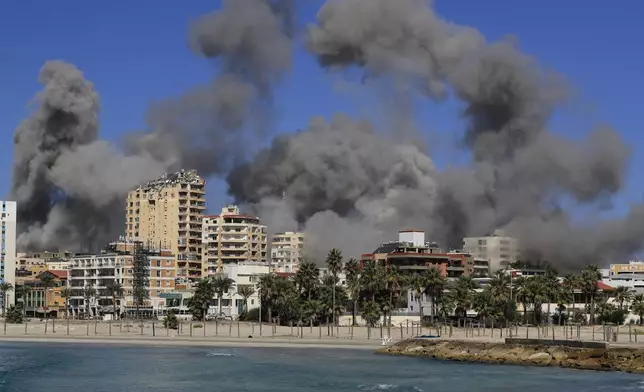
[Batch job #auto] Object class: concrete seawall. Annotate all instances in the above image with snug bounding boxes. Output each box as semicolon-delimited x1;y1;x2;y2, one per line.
377;339;644;373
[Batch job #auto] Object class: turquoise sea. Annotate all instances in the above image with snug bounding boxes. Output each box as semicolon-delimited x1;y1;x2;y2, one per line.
0;343;642;391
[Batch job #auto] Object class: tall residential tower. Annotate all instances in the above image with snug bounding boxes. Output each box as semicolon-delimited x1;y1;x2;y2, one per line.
202;205;267;276
125;170;205;282
1;201;16;307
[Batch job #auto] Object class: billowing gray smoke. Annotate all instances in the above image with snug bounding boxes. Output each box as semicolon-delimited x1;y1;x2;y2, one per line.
124;0;294;177
11;0;643;270
11;0;294;251
11;61;161;250
229;0;640;269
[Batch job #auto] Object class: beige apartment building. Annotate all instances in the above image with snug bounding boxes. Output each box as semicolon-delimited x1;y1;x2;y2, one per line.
125;170;205;282
202;205;268;276
270;231;304;273
462;229;520;273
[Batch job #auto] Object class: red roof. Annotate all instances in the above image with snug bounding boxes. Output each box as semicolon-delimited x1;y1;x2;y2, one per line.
597;281;615;291
46;270;68;279
275;272;295;278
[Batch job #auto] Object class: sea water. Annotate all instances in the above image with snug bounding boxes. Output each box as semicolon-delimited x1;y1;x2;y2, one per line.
0;343;642;391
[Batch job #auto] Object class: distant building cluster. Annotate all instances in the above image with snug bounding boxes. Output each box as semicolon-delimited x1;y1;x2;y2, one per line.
4;169;633;321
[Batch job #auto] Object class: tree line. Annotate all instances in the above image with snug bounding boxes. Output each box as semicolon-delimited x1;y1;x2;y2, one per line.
187;251;644;327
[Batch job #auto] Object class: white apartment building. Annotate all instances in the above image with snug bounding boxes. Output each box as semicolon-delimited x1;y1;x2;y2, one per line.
69;253;128;315
1;201;16;308
215;262;270;319
202;205;267;277
270;231;304;273
70;244;178;315
463;229;520;273
603;261;644;294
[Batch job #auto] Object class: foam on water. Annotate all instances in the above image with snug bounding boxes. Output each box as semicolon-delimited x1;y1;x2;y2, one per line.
206;352;235;357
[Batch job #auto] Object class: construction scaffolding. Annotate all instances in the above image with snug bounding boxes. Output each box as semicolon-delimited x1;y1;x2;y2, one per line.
132;241;150;319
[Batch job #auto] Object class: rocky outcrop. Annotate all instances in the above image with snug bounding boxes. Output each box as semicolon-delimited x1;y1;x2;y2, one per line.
377;339;644;373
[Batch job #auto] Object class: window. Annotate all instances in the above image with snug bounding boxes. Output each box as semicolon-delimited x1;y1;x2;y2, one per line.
478;239;487;245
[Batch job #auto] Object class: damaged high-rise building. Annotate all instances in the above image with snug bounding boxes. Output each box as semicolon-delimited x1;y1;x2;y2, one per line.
125;170;206;282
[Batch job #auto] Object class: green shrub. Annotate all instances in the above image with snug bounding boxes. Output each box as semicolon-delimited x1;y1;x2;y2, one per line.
163;311;179;330
6;306;23;324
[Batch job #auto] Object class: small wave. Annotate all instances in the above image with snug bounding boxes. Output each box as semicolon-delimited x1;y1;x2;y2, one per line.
358;384;398;391
206;352;235;357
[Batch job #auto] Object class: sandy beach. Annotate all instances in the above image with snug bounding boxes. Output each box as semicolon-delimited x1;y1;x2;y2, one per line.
2;319;644;350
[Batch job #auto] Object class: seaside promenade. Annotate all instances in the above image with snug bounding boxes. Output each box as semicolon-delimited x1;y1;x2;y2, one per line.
1;319;644;349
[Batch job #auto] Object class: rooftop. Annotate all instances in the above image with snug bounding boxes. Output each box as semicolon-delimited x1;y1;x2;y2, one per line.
136;169;203;192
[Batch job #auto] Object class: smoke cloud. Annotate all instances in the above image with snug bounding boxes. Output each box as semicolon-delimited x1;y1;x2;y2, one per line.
11;0;294;251
230;0;636;269
10;0;641;271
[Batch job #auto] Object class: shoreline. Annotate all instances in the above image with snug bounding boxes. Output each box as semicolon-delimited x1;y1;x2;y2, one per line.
0;335;381;350
378;339;644;373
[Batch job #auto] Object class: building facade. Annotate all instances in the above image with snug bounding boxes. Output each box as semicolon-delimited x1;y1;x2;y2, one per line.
202;205;267;277
125;170;206;282
1;201;16;308
21;270;69;318
462;229;520;273
603;261;644;294
69;243;177;316
270;231;304;273
216;262;269;318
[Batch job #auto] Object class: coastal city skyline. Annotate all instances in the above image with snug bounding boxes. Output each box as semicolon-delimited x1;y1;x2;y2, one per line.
2;2;644;388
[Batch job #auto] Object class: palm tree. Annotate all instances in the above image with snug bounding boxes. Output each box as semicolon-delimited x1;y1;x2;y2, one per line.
39;273;56;320
295;261;319;300
543;267;560;322
237;285;255;315
83;286;97;318
513;276;530;323
105;281;124;319
384;266;406;326
451;276;476;323
325;248;343;328
303;299;324;328
563;274;579;320
18;285;32;317
614;286;633;311
632;294;644;325
424;267;445;324
409;274;426;325
211;275;236;316
581;265;602;324
258;274;277;324
60;287;73;320
0;282;14;317
189;278;214;321
344;258;361;326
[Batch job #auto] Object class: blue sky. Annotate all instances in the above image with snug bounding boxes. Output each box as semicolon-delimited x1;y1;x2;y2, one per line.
1;0;643;215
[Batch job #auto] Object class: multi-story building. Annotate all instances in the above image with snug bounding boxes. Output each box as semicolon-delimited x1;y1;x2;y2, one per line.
69;242;177;317
202;205;267;276
270;231;304;273
216;262;269;318
362;230;473;280
125;170;206;282
462;229;520;273
21;270;69;318
1;201;16;308
361;230;480;319
603;261;644;294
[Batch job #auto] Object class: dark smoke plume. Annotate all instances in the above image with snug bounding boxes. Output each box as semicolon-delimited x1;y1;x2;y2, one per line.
11;0;641;271
229;0;638;269
11;61;161;250
11;0;294;251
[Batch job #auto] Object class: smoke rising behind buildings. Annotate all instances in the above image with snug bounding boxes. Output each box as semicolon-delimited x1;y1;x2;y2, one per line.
9;0;642;269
